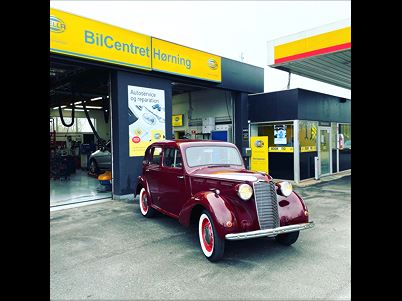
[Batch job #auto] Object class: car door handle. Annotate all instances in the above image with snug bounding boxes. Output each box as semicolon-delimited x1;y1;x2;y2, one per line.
177;176;184;179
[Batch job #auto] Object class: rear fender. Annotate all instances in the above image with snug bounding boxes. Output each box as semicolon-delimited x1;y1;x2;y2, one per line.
179;191;238;240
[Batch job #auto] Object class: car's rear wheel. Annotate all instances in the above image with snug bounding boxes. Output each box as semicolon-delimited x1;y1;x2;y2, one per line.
139;188;156;217
198;210;225;262
275;231;299;246
89;159;99;174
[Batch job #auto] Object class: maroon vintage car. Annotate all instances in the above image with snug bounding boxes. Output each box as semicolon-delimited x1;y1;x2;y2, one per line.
135;140;314;261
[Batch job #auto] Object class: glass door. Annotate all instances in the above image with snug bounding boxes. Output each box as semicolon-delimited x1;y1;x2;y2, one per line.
318;126;332;176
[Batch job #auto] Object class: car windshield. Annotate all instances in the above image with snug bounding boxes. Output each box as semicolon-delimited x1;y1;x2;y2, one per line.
185;146;243;167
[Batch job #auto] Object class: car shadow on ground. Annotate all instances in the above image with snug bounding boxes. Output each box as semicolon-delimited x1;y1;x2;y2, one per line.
132;202;300;264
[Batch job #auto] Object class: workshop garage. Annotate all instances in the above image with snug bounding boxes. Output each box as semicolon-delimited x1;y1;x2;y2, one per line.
50;8;263;203
50;59;112;206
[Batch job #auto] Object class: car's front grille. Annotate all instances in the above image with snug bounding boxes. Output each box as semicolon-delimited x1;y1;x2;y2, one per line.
253;181;280;230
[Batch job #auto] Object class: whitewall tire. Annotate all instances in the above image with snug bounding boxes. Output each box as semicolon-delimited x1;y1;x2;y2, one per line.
198;210;225;262
139;188;155;217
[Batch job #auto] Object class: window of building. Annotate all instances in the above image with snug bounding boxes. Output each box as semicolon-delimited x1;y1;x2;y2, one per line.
332;122;338;150
339;124;351;149
256;122;294;147
299;120;318;151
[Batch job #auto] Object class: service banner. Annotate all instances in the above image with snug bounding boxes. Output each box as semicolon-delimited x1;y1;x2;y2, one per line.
152;38;222;82
250;136;269;174
50;8;152;70
128;85;166;157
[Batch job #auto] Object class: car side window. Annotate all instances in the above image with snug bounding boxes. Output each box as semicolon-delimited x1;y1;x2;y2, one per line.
150;147;162;165
175;149;183;168
163;148;182;168
163;148;175;167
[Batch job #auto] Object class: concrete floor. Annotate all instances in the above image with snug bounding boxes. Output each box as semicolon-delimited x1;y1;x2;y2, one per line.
50;176;351;300
50;169;112;207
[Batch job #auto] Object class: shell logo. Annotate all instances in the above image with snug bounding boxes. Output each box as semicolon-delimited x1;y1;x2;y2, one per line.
208;58;218;70
50;16;66;33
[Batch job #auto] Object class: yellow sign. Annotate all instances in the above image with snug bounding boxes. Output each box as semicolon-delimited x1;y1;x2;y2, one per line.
151;38;221;82
301;146;317;152
129;130;165;157
172;114;183;127
50;9;222;82
268;147;294;153
250;136;269;174
275;26;351;62
50;8;152;70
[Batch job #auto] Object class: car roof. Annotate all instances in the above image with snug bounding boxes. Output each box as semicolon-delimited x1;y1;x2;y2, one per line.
150;140;236;148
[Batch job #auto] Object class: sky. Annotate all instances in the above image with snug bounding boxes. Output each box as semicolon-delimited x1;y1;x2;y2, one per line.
50;0;351;98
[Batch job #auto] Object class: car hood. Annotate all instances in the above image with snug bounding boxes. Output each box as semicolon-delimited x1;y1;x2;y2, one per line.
189;166;271;183
90;150;102;157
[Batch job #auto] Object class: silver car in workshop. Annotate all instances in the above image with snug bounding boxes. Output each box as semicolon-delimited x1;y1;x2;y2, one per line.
88;140;111;173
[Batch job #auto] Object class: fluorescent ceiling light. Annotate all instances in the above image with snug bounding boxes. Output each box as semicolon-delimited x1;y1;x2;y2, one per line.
74;101;82;104
64;108;85;112
91;97;102;101
76;105;102;109
53;106;66;109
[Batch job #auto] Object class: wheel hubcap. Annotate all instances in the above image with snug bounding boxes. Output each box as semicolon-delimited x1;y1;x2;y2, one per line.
141;193;148;213
202;218;213;252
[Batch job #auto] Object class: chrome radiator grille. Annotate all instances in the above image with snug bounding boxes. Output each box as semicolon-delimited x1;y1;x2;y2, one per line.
253;181;280;230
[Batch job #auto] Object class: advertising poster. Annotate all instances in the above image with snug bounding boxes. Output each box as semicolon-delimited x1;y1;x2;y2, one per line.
274;125;287;145
128;85;165;157
250;136;269;174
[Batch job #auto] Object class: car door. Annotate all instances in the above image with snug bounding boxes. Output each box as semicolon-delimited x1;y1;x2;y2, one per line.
145;146;163;206
158;147;188;217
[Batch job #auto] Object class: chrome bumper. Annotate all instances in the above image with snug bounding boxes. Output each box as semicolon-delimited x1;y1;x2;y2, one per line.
225;221;315;241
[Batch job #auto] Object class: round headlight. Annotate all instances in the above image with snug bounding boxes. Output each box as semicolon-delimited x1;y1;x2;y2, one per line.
237;183;253;201
278;181;293;197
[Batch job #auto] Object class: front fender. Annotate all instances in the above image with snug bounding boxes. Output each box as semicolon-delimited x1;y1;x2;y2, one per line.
277;191;309;226
135;176;155;206
179;191;238;240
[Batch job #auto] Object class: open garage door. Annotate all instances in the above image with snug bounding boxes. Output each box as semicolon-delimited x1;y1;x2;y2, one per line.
171;82;234;142
50;58;113;207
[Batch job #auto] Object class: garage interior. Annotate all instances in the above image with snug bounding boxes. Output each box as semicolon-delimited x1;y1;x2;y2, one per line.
50;58;112;207
171;82;234;142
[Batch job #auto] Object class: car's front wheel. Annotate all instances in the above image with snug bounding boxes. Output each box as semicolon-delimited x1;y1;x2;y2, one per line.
198;210;225;262
139;188;156;218
275;231;299;246
89;159;99;174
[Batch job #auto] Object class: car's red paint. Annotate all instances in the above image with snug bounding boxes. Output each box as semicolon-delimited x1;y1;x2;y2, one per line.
135;140;309;240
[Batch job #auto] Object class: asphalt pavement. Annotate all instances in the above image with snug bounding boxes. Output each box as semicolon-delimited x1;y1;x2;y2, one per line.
50;176;351;300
